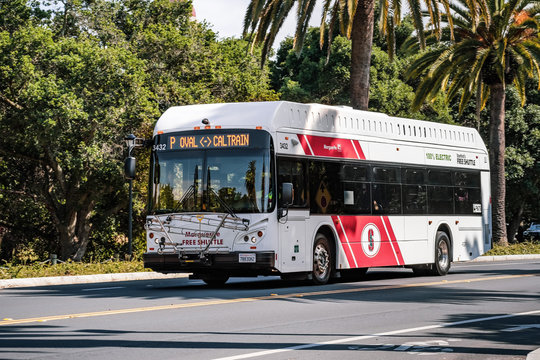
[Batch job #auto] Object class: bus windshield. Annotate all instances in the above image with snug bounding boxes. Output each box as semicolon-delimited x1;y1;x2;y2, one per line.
151;148;274;214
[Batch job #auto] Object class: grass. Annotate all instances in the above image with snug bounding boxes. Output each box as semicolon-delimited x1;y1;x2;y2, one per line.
484;240;540;256
0;260;150;280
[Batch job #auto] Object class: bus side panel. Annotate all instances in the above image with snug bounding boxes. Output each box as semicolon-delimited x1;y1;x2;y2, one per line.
400;216;430;265
452;216;484;261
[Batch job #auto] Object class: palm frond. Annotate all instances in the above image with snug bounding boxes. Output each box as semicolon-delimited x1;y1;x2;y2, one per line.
407;0;426;48
513;65;528;104
319;0;334;49
405;47;447;79
243;0;267;36
294;0;317;53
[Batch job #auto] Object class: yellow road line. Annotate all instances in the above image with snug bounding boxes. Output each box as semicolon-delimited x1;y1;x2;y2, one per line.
0;274;534;326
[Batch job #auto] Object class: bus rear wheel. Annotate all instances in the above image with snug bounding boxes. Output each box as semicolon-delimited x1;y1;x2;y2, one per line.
312;233;333;285
430;231;451;276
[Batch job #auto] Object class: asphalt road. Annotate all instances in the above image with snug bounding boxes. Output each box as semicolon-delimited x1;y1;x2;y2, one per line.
1;260;539;360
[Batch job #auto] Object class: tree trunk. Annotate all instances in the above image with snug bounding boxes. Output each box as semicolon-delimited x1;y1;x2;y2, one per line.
488;82;508;246
507;201;524;244
350;0;375;110
57;204;94;261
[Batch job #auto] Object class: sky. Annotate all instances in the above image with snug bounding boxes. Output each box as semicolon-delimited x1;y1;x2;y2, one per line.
191;0;323;48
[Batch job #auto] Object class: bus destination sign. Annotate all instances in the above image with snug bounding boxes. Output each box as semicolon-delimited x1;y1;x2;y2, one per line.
159;133;250;151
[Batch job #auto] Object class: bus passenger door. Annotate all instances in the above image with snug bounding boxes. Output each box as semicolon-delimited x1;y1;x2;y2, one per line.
277;158;309;273
279;210;309;272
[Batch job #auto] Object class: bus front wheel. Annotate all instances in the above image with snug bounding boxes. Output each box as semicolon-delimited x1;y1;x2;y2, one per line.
311;233;333;285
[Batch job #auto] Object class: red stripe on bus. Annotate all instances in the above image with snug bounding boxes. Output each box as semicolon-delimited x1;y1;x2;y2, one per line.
298;135;313;156
354;140;366;160
332;216;357;268
332;216;402;268
381;216;405;265
297;135;365;160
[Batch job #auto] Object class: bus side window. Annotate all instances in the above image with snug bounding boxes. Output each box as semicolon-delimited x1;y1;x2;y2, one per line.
372;166;401;214
454;171;481;214
402;168;427;214
277;158;307;208
428;169;454;214
309;160;342;214
372;183;401;214
342;164;370;214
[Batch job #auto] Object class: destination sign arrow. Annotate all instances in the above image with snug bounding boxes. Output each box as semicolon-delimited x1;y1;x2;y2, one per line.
502;324;540;332
200;136;211;147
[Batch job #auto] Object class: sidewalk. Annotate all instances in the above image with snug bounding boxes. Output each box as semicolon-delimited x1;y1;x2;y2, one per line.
0;271;189;289
1;254;539;289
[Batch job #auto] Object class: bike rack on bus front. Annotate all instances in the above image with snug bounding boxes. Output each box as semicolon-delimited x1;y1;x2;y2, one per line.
145;213;250;262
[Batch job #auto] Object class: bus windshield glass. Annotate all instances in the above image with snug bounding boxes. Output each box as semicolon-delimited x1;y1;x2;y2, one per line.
150;130;274;214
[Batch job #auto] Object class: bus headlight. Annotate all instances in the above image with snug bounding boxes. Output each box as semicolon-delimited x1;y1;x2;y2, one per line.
237;229;266;244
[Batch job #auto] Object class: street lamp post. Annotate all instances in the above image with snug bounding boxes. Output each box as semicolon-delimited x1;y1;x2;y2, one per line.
124;134;142;259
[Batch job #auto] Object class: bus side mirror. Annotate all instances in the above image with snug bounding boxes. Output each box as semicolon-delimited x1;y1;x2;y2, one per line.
282;182;293;206
124;157;136;180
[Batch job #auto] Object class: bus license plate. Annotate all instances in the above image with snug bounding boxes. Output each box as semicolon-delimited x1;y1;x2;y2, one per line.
239;253;256;263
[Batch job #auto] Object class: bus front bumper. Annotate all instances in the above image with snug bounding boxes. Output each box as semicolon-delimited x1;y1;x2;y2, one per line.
143;251;276;274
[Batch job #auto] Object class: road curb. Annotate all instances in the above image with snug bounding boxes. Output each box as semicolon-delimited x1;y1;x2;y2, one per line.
0;272;189;289
472;254;540;262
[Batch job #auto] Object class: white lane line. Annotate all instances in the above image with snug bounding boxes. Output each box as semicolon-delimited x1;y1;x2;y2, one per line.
81;286;125;292
212;309;540;360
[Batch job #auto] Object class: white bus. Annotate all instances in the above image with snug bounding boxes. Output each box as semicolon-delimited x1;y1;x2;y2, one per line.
143;101;491;285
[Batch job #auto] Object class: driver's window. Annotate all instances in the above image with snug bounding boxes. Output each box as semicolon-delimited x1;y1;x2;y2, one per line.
277;158;307;207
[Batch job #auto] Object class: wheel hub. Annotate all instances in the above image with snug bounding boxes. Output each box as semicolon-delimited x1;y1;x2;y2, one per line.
314;245;329;274
437;239;449;269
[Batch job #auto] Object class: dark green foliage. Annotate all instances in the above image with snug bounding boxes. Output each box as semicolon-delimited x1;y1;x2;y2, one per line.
270;29;351;105
0;0;276;262
504;81;540;241
270;26;452;122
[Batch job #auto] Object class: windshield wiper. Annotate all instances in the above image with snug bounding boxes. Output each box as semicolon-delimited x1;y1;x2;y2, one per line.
172;164;200;213
208;187;237;218
172;184;195;213
206;166;237;218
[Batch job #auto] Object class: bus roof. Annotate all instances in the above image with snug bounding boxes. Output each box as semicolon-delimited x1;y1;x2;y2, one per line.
155;101;487;152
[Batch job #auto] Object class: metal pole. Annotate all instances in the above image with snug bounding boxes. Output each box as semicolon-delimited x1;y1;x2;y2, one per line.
128;177;133;259
127;143;134;260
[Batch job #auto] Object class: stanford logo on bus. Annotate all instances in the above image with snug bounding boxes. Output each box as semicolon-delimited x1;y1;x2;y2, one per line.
361;223;381;258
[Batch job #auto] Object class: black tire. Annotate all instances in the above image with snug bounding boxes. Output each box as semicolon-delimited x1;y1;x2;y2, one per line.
312;233;333;285
200;272;229;286
430;231;451;276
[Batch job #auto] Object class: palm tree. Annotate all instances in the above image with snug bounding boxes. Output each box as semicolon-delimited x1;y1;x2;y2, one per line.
406;0;540;246
243;0;451;110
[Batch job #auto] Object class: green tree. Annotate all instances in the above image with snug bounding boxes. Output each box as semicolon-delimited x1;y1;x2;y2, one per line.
0;24;154;260
406;0;540;246
243;0;450;110
270;26;452;122
0;0;277;261
504;84;540;242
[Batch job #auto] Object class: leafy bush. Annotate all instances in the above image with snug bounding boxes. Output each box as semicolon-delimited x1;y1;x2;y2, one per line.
484;241;540;256
0;260;149;279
